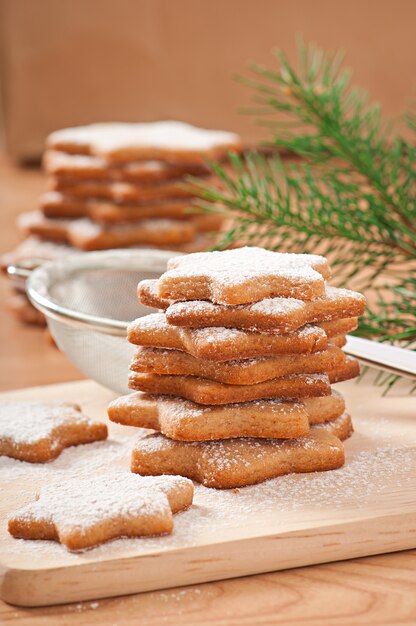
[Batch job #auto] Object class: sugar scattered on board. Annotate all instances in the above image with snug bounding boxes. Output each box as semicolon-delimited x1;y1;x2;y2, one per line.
0;402;94;444
1;411;414;562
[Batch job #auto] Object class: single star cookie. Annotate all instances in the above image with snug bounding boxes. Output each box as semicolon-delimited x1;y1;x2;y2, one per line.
108;390;346;441
127;313;331;360
8;472;194;551
130;344;345;385
131;430;345;489
43;150;211;182
157;247;331;304
128;357;358;404
0;402;108;463
138;279;365;333
18;211;196;250
128;371;331;403
46;120;242;164
128;312;357;361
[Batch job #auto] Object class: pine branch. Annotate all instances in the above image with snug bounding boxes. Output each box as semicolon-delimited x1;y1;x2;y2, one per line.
189;42;416;361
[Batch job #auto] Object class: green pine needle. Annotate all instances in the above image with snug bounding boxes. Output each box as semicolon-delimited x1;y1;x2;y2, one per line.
190;41;415;382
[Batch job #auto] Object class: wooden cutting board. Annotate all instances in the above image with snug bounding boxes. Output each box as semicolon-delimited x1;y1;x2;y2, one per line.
0;376;415;607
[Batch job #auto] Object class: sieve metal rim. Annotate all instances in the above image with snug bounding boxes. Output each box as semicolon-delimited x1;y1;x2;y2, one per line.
26;248;179;336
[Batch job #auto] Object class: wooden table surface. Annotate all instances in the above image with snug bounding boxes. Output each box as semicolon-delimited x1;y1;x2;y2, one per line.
0;155;415;625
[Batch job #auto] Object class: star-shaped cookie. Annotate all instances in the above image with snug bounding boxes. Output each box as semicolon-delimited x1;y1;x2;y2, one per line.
157;247;331;304
47;121;242;164
0;402;108;463
127;312;330;361
131;430;345;489
8;472;194;551
108;390;346;441
138;280;365;332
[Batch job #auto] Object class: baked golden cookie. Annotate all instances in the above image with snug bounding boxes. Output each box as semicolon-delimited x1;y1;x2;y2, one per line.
321;317;358;337
165;288;365;332
128;371;331;404
88;200;196;223
138;279;365;333
108;389;345;441
39;192;90;218
8;472;194;551
43;150;211;182
39;193;222;233
66;218;196;250
187;213;224;233
46;121;242;164
303;390;346;423
128;313;329;360
19;212;197;250
157;247;331;304
18;211;70;243
129;356;358;404
131;429;345;489
330;356;360;383
0;402;108;463
40;191;195;220
130;344;345;385
51;179;196;202
313;411;353;441
330;334;347;348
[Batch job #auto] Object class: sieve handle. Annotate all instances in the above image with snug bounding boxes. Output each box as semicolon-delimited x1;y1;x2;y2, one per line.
7;259;45;282
345;335;416;380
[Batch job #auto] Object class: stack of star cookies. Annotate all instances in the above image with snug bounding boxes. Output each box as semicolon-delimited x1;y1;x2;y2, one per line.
108;247;366;489
2;121;241;325
18;121;241;252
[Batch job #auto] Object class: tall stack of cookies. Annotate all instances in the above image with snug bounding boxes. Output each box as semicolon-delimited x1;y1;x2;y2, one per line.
2;121;241;325
109;247;366;489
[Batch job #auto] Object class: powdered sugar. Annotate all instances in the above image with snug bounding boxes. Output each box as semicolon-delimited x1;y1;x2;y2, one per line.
2;405;415;561
130;313;170;330
0;402;93;445
163;247;328;293
45;151;107;170
130;313;329;347
164;286;365;334
68;217;191;237
47;121;241;158
115;392;304;421
18;210;70;229
0;435;133;481
137;430;330;457
13;472;192;535
167;285;365;318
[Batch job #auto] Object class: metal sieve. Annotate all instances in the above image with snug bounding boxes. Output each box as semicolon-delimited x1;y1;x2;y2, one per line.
9;249;416;395
24;249;180;394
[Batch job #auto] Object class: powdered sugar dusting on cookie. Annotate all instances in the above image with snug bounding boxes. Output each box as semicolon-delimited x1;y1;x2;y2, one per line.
48;121;241;158
166;247;327;282
0;402;92;445
16;472;188;527
167;285;364;319
0;435;133;480
45;151;107;170
68;217;192;237
2;409;414;559
130;313;169;331
10;472;193;550
161;247;329;304
127;394;303;421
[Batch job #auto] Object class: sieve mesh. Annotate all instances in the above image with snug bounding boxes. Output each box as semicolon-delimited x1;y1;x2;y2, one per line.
27;250;178;393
